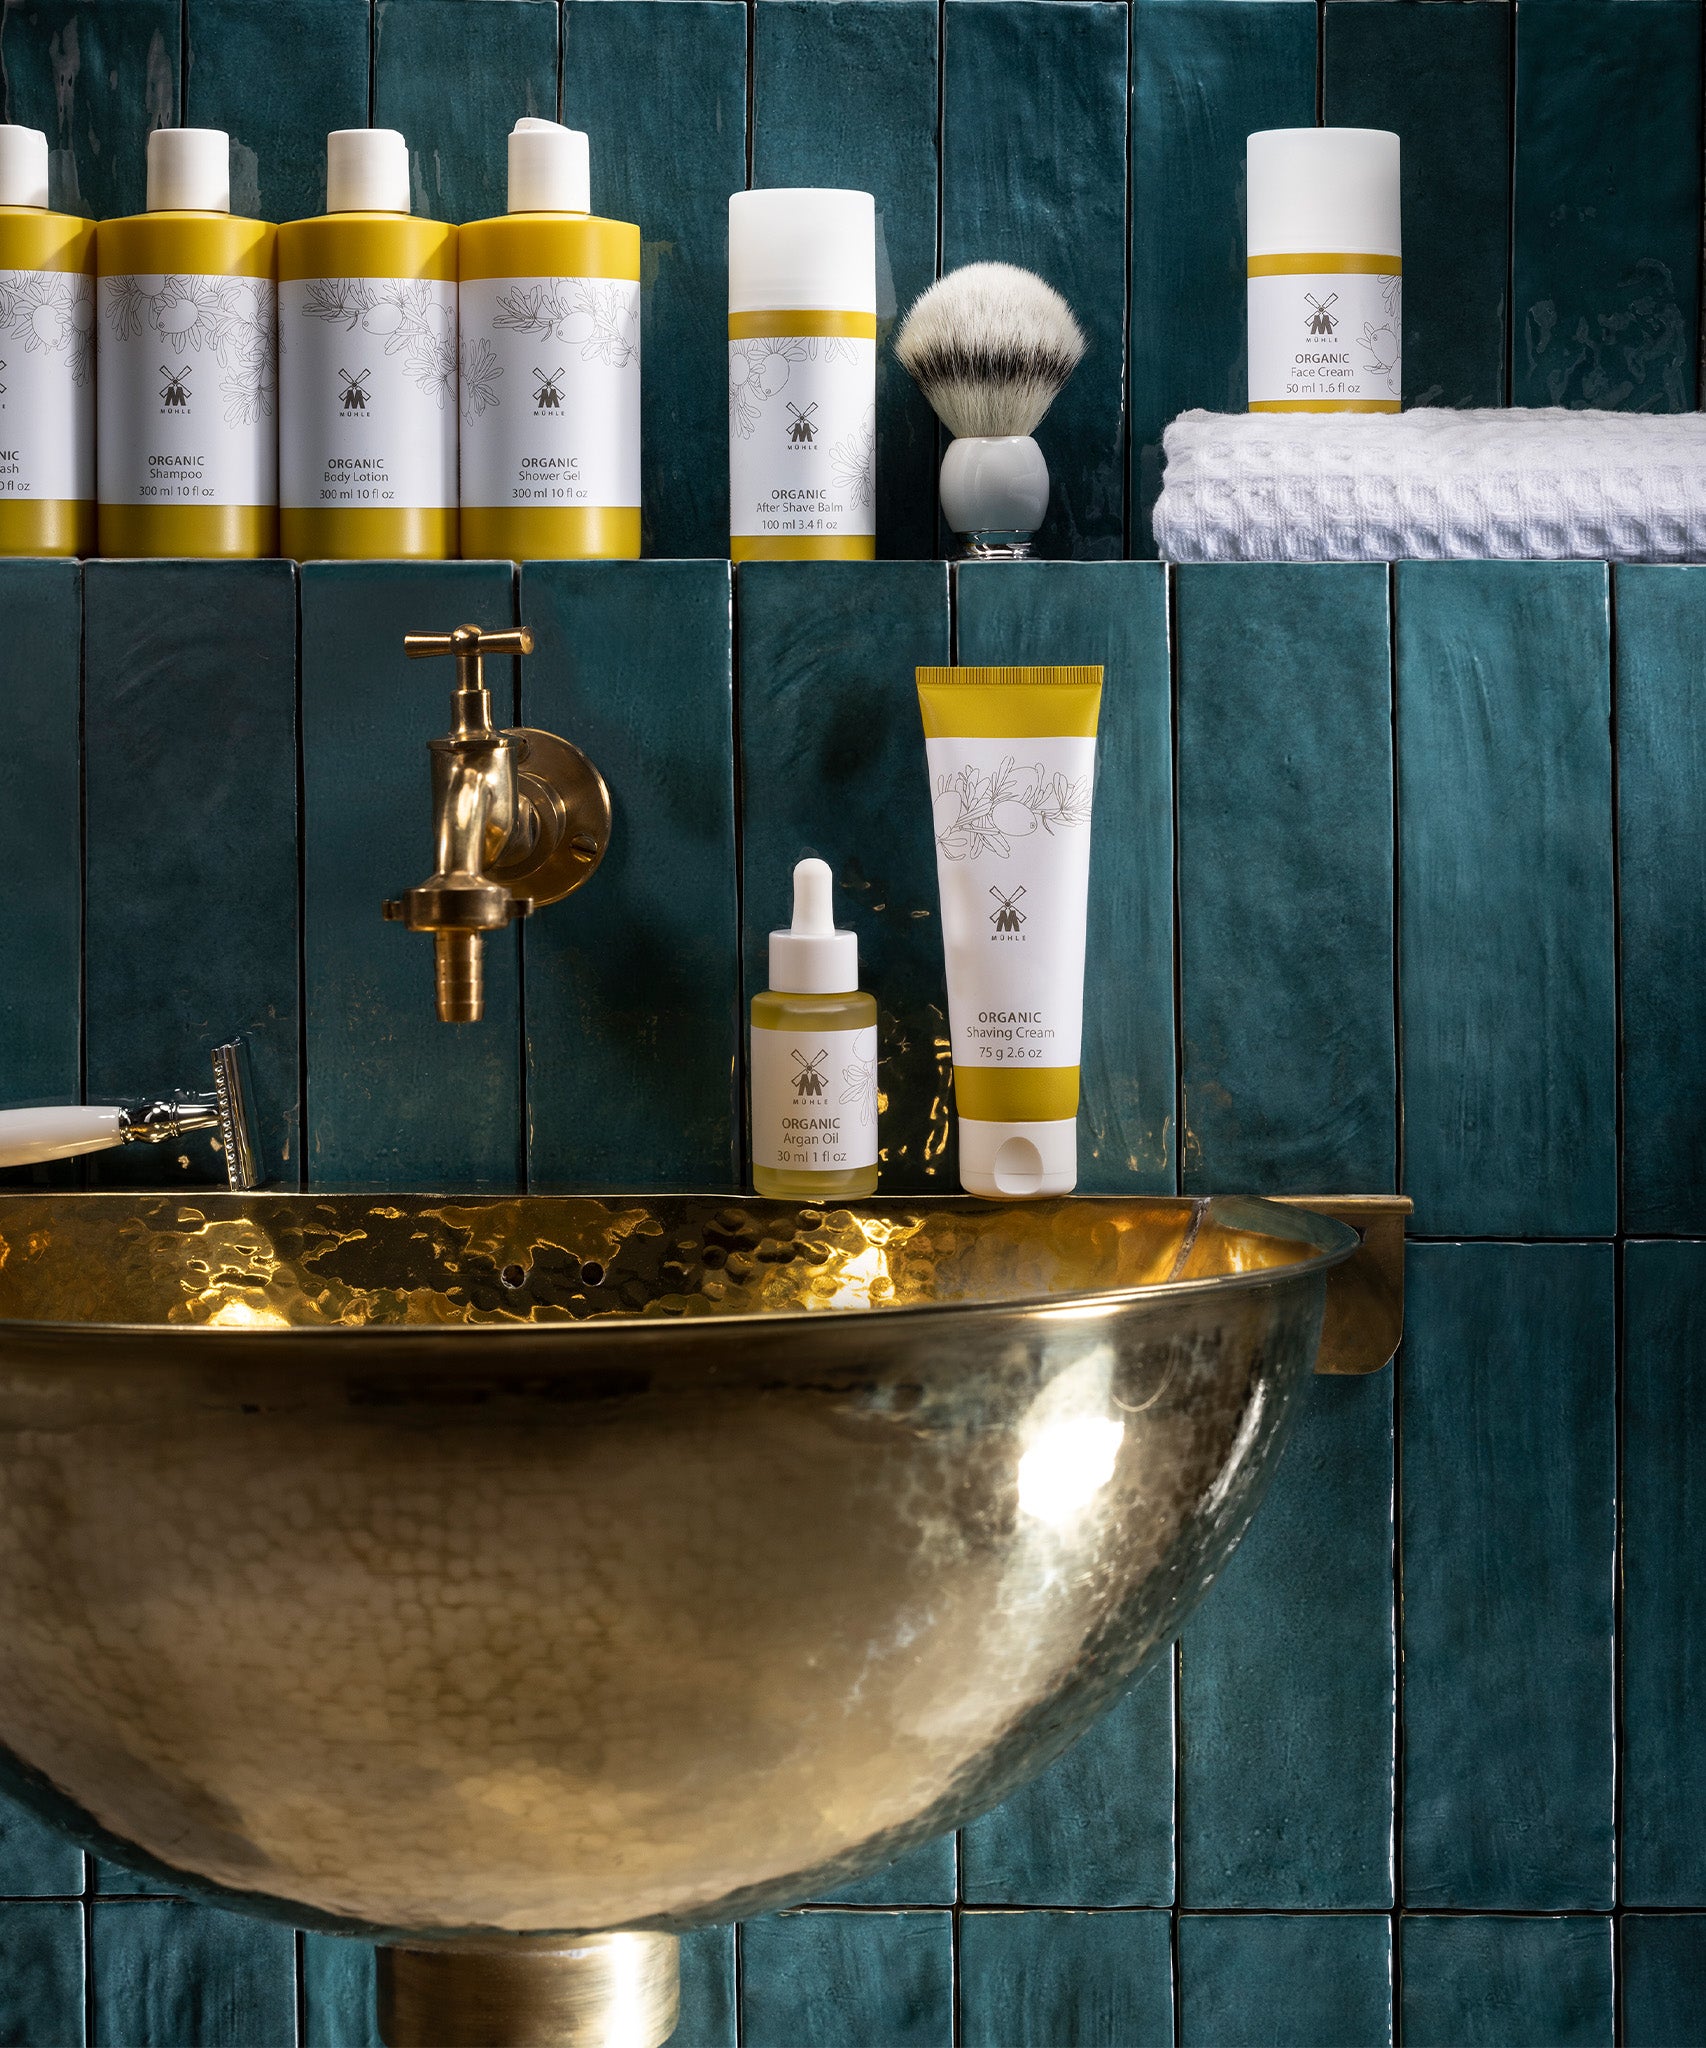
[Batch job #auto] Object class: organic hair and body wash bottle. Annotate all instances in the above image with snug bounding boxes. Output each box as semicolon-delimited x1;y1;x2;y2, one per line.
751;858;879;1201
96;127;277;558
459;119;640;561
278;129;457;560
727;188;876;561
0;126;94;556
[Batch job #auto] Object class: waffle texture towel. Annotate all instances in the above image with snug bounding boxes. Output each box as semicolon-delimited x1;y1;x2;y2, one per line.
1152;406;1706;563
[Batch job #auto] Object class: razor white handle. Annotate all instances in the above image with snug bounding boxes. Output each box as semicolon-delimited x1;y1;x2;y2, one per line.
0;1106;128;1168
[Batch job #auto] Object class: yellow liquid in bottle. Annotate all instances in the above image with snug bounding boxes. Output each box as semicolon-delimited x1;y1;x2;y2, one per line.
751;988;879;1201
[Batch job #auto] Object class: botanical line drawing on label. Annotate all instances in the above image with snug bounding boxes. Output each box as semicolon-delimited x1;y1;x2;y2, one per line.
932;755;1093;862
728;334;860;439
460;335;502;420
831;406;876;516
492;280;636;367
839;1042;877;1126
0;270;93;385
103;272;275;422
300;277;456;408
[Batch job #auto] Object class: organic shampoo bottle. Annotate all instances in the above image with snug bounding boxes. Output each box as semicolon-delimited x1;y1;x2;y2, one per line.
0;125;94;556
278;129;457;560
459;119;641;561
96;127;277;558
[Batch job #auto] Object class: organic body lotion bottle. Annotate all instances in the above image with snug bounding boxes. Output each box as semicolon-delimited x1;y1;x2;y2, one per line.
0;125;94;556
751;858;879;1201
459;119;640;561
278;129;457;560
96;127;277;558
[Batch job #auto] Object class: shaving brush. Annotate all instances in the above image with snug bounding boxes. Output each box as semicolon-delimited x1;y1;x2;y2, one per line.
895;262;1086;558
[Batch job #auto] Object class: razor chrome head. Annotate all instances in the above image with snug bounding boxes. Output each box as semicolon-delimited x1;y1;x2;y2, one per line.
115;1040;263;1190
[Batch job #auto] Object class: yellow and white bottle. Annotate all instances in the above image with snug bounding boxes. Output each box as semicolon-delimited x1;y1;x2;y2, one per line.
0;125;94;556
459;119;640;560
728;188;876;561
96;127;277;557
278;129;456;559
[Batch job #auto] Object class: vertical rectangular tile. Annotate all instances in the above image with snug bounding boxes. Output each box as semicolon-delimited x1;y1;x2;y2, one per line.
1130;1;1316;556
92;1900;295;2047
1623;1241;1706;1905
752;1;938;561
1397;562;1616;1238
186;0;368;226
1176;563;1396;1196
962;1660;1173;1906
672;1925;738;2048
960;1910;1173;2048
1514;0;1700;411
0;1902;84;2045
1402;1243;1616;1909
0;1791;81;1895
1623;1916;1706;2048
943;1;1127;560
737;561;951;1192
0;0;179;219
740;1912;953;2048
563;1;746;559
301;1933;379;2048
521;560;738;1191
956;560;1175;1192
1177;1914;1391;2048
374;0;559;225
1615;566;1706;1233
83;562;300;1191
1400;1916;1613;2048
301;561;522;1191
1323;3;1509;409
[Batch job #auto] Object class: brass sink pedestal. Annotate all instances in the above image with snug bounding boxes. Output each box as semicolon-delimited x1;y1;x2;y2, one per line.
380;1932;679;2048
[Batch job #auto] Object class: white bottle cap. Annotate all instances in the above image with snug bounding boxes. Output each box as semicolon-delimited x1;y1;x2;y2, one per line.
729;188;876;316
327;128;410;215
1246;128;1400;260
509;117;590;214
146;127;231;214
769;858;859;995
0;125;49;209
958;1117;1078;1200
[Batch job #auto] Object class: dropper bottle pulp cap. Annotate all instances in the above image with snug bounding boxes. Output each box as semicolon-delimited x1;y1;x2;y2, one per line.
327;128;410;215
769;857;858;995
147;128;231;213
0;125;49;209
509;118;591;214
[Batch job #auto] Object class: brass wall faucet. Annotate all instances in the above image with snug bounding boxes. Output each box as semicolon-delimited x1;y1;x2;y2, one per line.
382;624;611;1023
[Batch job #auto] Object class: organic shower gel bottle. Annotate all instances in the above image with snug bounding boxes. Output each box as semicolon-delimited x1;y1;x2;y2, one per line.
0;126;94;556
96;128;277;558
277;129;457;560
458;119;640;561
751;858;879;1201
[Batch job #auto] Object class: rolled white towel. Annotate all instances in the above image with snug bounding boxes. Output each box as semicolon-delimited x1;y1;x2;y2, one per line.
1152;406;1706;563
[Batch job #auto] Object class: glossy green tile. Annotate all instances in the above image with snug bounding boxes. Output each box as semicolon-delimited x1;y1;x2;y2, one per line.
672;1926;737;2048
1130;1;1316;556
375;0;559;226
302;561;522;1192
1623;1916;1706;2048
811;1835;955;1908
1402;1244;1616;1910
956;560;1175;1193
1180;1373;1395;1908
521;560;738;1190
961;1910;1173;2048
563;1;746;559
301;1933;378;2048
737;561;951;1192
0;1902;83;2048
1323;3;1508;408
1623;1241;1706;1906
1615;567;1706;1233
186;0;368;225
1401;1915;1613;2048
1397;562;1616;1238
0;1792;81;1896
1176;564;1395;1196
91;1859;176;1897
943;1;1127;560
1514;0;1699;411
91;1899;295;2048
83;562;300;1191
963;1661;1172;1907
1178;1913;1391;2048
753;1;938;562
740;1912;952;2048
0;0;179;219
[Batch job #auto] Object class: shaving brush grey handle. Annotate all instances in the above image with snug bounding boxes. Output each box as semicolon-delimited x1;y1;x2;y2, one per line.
939;435;1050;559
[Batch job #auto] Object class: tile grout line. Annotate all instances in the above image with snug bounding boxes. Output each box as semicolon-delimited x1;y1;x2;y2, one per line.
295;567;309;1192
1504;0;1517;406
513;567;528;1194
1167;558;1185;2044
1120;0;1133;564
293;1927;307;2048
1608;562;1627;2043
1388;556;1405;2048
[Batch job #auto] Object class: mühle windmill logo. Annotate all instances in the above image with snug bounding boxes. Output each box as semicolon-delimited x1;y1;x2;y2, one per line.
532;365;565;413
989;885;1028;935
159;362;191;410
786;401;818;445
338;368;370;412
791;1050;829;1098
1304;292;1340;337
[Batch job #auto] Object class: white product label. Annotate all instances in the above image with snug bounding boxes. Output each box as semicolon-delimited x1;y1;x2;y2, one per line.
0;269;94;501
751;1023;879;1172
459;276;640;510
97;272;277;505
279;277;458;510
926;736;1097;1073
728;333;875;540
1247;270;1401;407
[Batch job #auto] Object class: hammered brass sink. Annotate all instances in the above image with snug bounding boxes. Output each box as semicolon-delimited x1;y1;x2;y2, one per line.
0;1192;1359;2045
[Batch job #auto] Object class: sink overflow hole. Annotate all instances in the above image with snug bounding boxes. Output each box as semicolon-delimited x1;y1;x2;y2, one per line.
500;1264;528;1290
581;1260;605;1287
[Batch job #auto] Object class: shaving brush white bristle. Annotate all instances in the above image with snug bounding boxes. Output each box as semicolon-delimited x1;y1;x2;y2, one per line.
895;262;1086;439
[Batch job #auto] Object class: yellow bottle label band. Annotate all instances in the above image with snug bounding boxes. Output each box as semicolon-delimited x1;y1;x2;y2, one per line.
0;211;95;272
1249;399;1403;414
97;215;275;279
1247;252;1402;278
280;506;457;561
277;216;457;285
732;535;876;563
459;215;640;284
916;666;1104;740
0;499;94;556
97;504;278;558
727;309;879;341
459;506;640;561
954;1067;1081;1123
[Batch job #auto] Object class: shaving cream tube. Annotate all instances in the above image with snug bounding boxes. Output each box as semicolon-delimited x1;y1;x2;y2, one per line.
917;664;1103;1199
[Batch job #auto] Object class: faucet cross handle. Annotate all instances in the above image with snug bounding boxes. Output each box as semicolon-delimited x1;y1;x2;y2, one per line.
404;624;535;737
